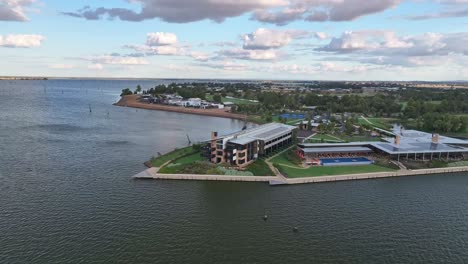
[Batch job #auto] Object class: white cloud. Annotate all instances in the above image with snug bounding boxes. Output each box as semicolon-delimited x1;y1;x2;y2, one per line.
125;44;185;56
48;63;74;69
217;48;282;60
190;51;210;61
63;0;287;23
253;0;401;24
198;61;249;71
88;63;104;70
0;34;45;48
314;32;328;40
87;55;149;65
242;28;309;50
318;31;468;57
0;0;35;21
146;32;177;46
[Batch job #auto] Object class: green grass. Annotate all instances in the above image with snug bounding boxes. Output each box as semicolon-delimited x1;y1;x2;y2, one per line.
270;150;300;167
150;146;195;167
171;152;204;165
340;135;382;142
245;159;274;176
276;164;395;178
358;117;393;130
305;133;344;143
206;94;259;105
448;160;468;167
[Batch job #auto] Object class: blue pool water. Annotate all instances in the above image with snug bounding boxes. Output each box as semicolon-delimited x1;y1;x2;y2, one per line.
321;157;373;166
279;113;305;119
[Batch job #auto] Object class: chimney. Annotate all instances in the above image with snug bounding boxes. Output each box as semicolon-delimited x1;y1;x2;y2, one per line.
432;133;439;144
211;131;218;140
395;135;401;145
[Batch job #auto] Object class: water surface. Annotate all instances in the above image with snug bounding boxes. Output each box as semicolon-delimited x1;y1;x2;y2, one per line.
1;80;467;263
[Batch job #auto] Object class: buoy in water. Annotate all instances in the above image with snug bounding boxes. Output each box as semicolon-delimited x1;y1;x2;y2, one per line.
293;227;299;232
263;215;268;221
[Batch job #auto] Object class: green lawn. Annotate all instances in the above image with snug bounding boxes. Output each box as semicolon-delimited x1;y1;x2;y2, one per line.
305;133;344;143
206;94;259;105
171;152;204;165
358;117;393;130
277;164;395;178
340;135;382;142
245;159;274;176
150;146;195;167
270;150;300;167
448;160;468;167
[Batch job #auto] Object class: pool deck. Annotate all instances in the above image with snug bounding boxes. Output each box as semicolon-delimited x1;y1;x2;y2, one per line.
133;166;468;185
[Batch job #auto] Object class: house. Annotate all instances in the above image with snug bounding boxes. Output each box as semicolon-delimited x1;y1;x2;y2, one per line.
187;98;202;107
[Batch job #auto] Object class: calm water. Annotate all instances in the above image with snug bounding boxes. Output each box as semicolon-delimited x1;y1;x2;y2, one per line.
1;80;468;263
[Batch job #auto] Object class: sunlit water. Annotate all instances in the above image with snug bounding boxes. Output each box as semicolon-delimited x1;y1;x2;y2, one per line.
0;79;467;263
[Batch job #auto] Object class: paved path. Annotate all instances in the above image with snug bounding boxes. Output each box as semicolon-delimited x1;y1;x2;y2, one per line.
133;166;468;186
133;168;279;182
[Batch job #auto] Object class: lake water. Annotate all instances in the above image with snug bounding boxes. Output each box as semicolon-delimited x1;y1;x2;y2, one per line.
1;79;468;263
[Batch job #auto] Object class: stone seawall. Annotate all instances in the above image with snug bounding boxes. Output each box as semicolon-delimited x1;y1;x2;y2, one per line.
132;166;468;186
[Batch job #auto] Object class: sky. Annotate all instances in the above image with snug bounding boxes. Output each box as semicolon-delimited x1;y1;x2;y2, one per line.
1;0;467;81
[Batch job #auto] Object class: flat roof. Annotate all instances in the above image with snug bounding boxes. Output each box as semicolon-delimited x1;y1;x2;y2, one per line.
223;123;296;145
303;146;373;154
371;142;468;154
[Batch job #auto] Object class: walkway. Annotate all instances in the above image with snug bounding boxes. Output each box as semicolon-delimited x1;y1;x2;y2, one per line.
133;166;468;186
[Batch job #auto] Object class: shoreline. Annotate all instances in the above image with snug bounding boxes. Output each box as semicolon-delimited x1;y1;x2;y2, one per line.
133;166;468;185
114;95;249;121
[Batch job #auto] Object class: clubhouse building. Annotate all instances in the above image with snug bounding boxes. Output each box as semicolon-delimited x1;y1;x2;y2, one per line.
298;127;468;165
209;123;297;167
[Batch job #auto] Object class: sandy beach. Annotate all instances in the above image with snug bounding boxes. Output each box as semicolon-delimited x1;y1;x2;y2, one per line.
114;95;248;121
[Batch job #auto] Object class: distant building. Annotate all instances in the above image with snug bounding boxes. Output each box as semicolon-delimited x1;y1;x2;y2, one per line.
187;98;202;107
209;123;297;167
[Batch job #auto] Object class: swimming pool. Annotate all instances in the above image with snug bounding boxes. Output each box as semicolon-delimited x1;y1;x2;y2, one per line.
279;113;305;119
321;157;373;166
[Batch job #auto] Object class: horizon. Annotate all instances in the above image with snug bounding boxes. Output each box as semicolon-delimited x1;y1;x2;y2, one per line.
1;1;467;80
1;76;467;83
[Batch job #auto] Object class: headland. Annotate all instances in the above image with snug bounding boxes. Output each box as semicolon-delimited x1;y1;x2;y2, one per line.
114;95;248;121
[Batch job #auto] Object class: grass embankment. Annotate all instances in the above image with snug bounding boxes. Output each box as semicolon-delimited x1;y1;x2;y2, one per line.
276;164;395;178
244;159;274;176
358;117;394;130
158;151;274;176
401;160;449;170
449;160;468;167
305;134;344;143
305;133;381;143
150;146;196;167
270;149;301;167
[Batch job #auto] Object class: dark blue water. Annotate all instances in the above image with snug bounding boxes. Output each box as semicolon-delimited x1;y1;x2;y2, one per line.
1;80;468;263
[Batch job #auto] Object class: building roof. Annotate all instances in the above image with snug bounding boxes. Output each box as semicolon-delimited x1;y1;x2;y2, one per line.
295;121;321;127
383;129;468;145
303;146;372;154
371;142;468;154
224;123;296;145
298;132;468;155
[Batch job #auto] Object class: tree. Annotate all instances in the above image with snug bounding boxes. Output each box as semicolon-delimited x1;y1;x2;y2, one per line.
306;119;312;131
345;120;355;136
134;85;142;94
120;88;133;96
213;94;222;103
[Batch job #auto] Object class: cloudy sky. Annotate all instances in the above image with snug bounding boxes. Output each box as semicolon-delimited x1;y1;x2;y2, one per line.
1;0;467;80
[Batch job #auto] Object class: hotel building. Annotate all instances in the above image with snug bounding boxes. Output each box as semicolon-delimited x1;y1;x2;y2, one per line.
209;123;297;167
